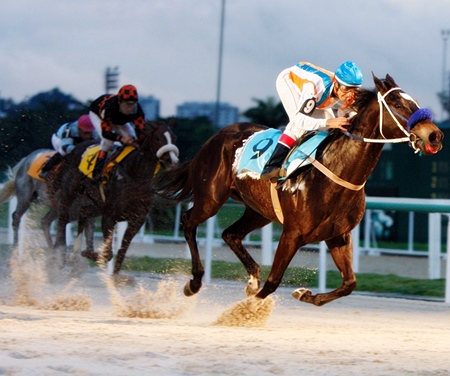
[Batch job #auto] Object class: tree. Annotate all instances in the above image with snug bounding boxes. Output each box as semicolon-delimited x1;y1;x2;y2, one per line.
242;97;288;129
161;116;218;163
0;94;87;180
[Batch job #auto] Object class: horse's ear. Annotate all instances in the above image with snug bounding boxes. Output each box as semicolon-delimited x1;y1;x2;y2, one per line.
146;121;157;130
169;117;175;128
384;74;397;87
372;72;386;92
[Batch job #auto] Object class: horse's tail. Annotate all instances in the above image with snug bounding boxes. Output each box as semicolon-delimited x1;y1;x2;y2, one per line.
0;166;18;203
154;161;193;202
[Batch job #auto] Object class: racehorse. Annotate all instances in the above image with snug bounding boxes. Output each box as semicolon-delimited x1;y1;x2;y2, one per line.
155;74;444;306
0;149;95;252
51;121;179;274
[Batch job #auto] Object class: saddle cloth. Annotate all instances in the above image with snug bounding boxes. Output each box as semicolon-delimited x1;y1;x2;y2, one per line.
79;145;136;179
27;151;56;181
236;129;329;180
78;145;161;180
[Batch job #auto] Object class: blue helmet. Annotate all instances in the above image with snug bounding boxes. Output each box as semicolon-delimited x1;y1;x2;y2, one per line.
335;61;363;87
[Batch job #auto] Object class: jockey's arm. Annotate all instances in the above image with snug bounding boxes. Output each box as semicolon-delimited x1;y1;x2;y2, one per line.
100;119;122;142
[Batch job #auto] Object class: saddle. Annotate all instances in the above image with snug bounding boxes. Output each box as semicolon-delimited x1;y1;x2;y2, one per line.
235;129;329;181
79;145;135;180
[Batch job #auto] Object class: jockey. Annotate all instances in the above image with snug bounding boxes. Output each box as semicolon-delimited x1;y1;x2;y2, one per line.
89;84;146;179
39;114;99;179
260;61;363;182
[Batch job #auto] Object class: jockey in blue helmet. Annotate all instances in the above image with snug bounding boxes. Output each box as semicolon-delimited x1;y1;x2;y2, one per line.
260;60;363;182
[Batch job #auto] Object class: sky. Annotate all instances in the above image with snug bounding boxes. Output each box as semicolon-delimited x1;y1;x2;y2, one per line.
1;0;450;121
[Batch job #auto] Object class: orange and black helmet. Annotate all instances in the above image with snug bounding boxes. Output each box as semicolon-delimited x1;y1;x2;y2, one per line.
118;85;138;102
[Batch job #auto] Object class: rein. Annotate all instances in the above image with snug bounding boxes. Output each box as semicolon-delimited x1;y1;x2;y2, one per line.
307;87;430;191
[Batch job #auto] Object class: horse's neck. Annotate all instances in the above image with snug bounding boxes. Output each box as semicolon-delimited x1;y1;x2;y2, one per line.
319;115;385;185
119;147;158;182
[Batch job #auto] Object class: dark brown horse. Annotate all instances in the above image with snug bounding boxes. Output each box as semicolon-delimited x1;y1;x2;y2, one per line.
50;121;179;274
155;74;444;306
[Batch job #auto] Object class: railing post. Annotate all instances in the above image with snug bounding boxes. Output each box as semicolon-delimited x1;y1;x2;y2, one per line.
445;215;450;304
364;209;371;253
352;225;360;273
407;211;414;253
318;241;327;293
204;216;215;284
7;196;17;245
261;223;273;266
428;213;441;279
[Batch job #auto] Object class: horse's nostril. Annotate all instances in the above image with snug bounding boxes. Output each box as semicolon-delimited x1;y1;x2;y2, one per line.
429;131;443;143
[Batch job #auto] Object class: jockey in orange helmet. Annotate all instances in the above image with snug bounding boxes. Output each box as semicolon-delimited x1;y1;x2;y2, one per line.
88;84;146;180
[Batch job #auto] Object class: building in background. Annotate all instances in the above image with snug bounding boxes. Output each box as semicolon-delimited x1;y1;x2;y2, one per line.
176;101;239;128
139;95;160;121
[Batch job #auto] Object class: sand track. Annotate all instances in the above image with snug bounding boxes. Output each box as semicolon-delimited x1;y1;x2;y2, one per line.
1;262;449;376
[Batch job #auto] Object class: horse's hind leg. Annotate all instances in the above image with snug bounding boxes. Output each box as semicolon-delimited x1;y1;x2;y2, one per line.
222;206;271;296
12;199;35;246
182;197;230;296
41;208;58;249
293;232;357;306
182;208;206;296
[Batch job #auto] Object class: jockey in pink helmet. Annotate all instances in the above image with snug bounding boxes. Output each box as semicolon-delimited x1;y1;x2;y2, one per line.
39;115;100;179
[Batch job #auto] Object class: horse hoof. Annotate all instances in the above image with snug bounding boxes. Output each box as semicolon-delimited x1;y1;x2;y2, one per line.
292;288;310;301
183;280;199;297
245;275;260;297
103;251;113;262
81;249;98;262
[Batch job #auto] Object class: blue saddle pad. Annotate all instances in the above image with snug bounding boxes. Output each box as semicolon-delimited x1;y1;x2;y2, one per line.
237;129;329;180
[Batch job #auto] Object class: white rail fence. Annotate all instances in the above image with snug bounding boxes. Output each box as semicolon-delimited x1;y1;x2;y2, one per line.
1;192;449;303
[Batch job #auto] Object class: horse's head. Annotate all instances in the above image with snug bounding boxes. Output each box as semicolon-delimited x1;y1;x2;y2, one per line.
145;120;179;168
372;73;443;155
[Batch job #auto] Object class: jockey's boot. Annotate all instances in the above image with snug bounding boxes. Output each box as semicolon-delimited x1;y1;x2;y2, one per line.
92;150;107;181
39;152;63;180
260;143;291;182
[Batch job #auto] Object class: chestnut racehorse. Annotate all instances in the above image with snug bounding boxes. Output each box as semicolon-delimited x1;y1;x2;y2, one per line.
155;74;443;306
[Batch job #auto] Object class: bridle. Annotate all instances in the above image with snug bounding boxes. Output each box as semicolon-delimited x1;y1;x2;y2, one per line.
156;129;179;164
304;86;433;191
342;87;431;154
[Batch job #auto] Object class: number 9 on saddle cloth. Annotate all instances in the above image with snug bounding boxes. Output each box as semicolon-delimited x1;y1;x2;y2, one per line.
235;128;328;181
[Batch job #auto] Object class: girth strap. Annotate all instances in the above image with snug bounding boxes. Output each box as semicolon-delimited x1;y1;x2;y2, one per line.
306;155;365;191
270;182;284;223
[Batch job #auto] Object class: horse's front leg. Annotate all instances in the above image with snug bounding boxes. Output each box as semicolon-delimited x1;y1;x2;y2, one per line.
222;207;270;296
256;230;300;300
99;217;115;263
113;218;144;274
83;217;96;254
292;232;356;306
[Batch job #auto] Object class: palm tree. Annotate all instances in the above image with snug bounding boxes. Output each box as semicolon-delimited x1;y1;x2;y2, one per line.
242;97;288;129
